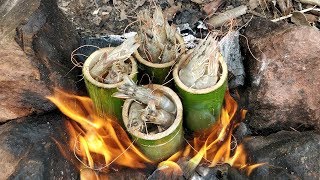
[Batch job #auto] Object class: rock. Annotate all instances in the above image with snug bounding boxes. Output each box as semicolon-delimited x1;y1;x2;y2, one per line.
0;40;54;122
17;0;81;92
192;164;248;180
219;31;245;88
0;0;40;41
242;17;320;132
0;112;77;179
244;130;320;179
174;7;202;29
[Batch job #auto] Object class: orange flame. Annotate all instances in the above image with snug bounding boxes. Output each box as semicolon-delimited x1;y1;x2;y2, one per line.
48;89;152;171
159;92;264;176
48;89;263;177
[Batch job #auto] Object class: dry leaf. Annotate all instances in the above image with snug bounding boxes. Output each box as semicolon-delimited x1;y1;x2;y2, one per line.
164;3;182;21
291;12;311;26
276;0;293;15
203;0;223;16
191;0;204;4
249;0;259;10
120;9;127;21
191;0;212;4
92;8;100;15
167;0;175;6
304;13;318;23
299;0;320;6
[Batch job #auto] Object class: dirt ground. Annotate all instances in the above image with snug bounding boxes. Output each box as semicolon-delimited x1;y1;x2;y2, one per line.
57;0;319;37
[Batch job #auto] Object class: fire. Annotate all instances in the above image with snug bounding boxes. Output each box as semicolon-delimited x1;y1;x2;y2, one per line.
48;89;263;177
158;92;264;176
48;89;152;171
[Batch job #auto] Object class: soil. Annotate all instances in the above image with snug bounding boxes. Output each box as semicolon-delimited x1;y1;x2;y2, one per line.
57;0;320;41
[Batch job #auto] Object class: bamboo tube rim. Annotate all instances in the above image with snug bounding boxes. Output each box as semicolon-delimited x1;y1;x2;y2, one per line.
134;33;186;68
83;47;138;88
173;50;228;94
122;84;183;140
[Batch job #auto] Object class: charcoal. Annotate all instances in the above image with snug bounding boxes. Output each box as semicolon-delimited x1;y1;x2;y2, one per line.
0;112;78;179
244;130;320;179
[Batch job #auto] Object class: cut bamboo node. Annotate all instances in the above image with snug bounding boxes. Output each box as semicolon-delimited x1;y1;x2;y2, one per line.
122;84;184;162
173;51;228;131
83;47;138;122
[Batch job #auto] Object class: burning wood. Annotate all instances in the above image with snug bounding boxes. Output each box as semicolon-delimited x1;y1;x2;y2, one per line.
89;36;139;83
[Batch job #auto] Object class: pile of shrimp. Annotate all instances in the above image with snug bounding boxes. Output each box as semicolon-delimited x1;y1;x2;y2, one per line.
113;76;176;134
90;36;139;83
137;7;180;64
179;34;221;89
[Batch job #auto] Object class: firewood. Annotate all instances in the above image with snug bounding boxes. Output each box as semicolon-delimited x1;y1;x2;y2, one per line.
207;5;248;27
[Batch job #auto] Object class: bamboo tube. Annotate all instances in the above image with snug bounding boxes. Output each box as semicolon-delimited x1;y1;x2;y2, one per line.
83;47;138;123
173;52;228;131
134;33;186;84
122;84;184;162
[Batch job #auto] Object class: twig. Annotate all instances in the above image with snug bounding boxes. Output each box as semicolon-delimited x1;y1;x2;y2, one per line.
207;5;248;27
299;0;320;6
271;7;316;22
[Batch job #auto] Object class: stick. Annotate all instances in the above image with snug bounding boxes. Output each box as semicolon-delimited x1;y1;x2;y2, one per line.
207;5;248;27
271;7;317;22
299;0;320;6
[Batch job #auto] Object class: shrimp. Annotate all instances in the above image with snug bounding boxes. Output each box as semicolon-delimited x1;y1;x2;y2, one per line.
140;101;175;129
137;7;180;63
113;75;176;114
103;59;132;84
90;36;139;80
128;101;174;134
179;34;220;89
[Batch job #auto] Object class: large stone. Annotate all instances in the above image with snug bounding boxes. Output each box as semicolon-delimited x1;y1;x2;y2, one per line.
0;112;77;179
242;18;320;132
0;40;54;122
0;0;40;40
17;0;81;92
244;131;320;179
0;0;81;122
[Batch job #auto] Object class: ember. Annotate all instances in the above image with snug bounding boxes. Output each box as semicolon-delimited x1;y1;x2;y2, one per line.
48;88;263;178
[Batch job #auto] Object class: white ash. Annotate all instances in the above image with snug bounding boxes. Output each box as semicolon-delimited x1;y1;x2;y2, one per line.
182;34;199;49
177;23;195;34
100;32;137;43
196;21;208;30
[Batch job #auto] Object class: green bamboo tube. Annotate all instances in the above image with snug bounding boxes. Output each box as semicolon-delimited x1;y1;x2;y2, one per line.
122;84;184;162
134;34;186;84
83;47;138;123
173;52;228;131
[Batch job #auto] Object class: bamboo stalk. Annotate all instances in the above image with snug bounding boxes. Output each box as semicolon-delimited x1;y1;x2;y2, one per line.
173;52;228;131
83;47;138;123
134;33;185;84
122;84;184;162
135;7;186;84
